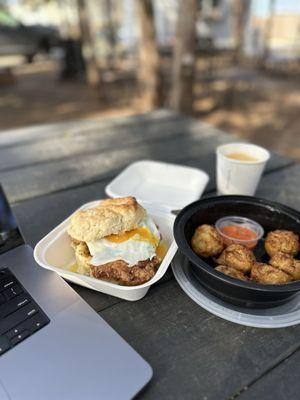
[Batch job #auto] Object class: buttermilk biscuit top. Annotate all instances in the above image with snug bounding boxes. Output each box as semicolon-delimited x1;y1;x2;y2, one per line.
67;196;147;242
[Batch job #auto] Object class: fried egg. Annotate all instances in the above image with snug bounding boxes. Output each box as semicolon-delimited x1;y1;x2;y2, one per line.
87;216;161;267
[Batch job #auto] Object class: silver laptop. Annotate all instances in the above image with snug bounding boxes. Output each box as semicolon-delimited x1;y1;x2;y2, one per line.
0;186;152;400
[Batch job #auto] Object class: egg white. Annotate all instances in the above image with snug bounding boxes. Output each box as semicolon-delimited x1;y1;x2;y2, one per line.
87;216;160;267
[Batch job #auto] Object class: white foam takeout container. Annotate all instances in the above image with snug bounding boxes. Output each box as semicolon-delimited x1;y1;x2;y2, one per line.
34;160;209;301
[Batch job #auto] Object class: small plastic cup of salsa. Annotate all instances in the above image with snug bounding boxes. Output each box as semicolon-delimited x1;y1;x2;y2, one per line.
215;216;264;249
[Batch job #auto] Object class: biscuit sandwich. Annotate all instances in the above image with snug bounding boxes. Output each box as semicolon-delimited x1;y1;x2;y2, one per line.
67;197;164;286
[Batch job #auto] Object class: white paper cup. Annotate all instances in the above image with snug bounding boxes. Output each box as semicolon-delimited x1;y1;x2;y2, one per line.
216;143;270;195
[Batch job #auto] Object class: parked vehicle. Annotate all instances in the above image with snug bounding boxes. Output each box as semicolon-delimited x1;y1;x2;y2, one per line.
0;10;60;62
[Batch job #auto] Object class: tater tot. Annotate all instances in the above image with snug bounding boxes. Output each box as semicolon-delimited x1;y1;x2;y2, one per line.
265;230;299;257
191;224;223;258
215;265;249;282
216;243;255;274
251;262;292;284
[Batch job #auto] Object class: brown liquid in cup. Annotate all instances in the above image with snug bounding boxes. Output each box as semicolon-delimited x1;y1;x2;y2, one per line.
226;152;258;162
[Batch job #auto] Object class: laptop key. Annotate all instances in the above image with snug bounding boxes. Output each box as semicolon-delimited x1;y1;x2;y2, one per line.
10;330;30;346
3;284;23;301
27;313;49;332
0;293;31;319
0;303;39;336
0;268;50;355
6;326;23;339
6;312;48;339
0;277;16;293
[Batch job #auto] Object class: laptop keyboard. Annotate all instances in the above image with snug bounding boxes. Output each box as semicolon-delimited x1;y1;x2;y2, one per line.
0;268;50;355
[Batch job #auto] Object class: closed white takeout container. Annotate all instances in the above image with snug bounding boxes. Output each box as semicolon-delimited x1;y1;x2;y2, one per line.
34;160;209;301
106;160;209;212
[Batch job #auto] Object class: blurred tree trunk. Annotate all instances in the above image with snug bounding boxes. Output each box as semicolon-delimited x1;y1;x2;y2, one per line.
103;0;117;69
170;0;197;114
262;0;275;64
76;0;100;86
232;0;250;63
135;0;163;109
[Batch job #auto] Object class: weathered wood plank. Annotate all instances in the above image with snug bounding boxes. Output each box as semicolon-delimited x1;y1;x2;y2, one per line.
14;165;300;248
0;115;292;181
0;114;213;171
255;164;300;211
0;109;185;147
0;131;233;203
0;109;213;152
101;279;300;400
1;129;292;204
237;349;300;400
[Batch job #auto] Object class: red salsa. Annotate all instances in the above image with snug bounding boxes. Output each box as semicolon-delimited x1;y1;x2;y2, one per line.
220;225;257;248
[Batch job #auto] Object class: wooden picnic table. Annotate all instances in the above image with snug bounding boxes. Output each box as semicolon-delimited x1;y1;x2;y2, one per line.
0;110;299;400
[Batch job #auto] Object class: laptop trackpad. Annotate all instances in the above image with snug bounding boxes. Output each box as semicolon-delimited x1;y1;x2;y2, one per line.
1;299;152;400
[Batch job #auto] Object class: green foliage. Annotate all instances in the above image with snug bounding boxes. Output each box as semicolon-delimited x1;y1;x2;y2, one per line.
0;10;18;26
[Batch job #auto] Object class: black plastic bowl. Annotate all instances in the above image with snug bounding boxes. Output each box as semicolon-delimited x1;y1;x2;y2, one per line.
174;195;300;309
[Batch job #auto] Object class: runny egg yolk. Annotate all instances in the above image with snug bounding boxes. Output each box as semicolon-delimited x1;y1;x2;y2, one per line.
105;227;159;247
68;263;78;273
156;242;167;260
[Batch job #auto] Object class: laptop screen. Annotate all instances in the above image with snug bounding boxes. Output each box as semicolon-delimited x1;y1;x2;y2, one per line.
0;185;24;255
